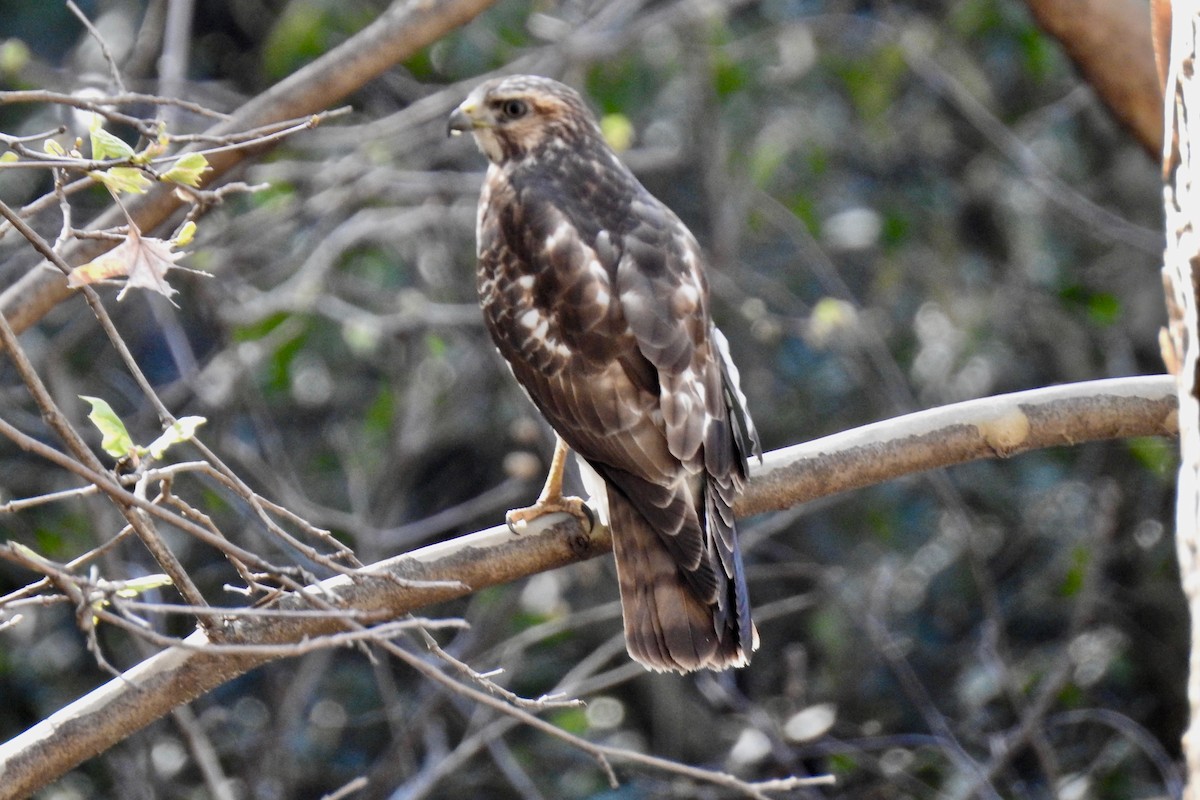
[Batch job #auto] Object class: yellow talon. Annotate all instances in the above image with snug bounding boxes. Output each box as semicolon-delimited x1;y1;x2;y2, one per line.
506;436;594;533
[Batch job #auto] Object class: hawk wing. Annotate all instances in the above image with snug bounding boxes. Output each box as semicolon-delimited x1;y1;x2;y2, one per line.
478;160;759;671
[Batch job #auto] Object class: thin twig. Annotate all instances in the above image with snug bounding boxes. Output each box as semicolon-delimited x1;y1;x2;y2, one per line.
0;305;211;618
0;90;230;119
66;1;127;93
0;415;300;579
0;195;357;579
375;636;826;798
424;637;584;711
319;777;369;800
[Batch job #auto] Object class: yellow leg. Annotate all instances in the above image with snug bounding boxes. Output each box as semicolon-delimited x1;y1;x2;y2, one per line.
506;436;594;532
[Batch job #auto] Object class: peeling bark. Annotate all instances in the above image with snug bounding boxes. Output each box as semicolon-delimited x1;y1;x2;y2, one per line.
1161;3;1200;793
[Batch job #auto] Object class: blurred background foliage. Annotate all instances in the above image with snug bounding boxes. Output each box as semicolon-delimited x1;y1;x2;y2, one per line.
0;0;1181;798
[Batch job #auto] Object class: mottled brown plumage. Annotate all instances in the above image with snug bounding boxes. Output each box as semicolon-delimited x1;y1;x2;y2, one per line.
449;75;760;672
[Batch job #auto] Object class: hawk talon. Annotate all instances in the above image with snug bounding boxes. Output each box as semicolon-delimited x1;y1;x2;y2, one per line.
505;496;594;535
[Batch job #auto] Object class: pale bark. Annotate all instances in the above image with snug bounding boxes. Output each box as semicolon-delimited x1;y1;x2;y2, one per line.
1162;2;1200;794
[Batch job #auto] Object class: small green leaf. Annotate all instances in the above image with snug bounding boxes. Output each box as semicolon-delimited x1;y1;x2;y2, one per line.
0;39;30;74
91;573;177;623
145;416;206;461
712;51;747;98
1018;25;1054;81
550;706;588;734
131;134;168;165
828;753;859;775
807;297;858;347
0;151;18;164
749;141;786;188
173;220;197;247
88;167;151;194
43;139;66;157
113;574;174;598
161;152;210;187
80;395;135;458
342;318;381;356
1128;436;1177;478
1087;292;1121;326
1060;545;1088;597
89;123;135;161
599;113;634;153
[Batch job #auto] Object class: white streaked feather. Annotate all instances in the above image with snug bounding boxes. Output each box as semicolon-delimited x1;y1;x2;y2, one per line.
576;455;610;526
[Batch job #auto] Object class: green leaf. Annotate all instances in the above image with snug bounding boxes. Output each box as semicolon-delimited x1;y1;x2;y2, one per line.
425;333;447;358
549;706;588;734
88;167;151;194
112;574;174;598
828;753;859;775
1059;286;1122;327
0;38;30;75
80;396;134;458
89;123;135;161
131;127;169;165
145;416;206;461
712;51;747;98
586;57;652;115
161;152;210;187
173;220;197;247
599;113;634;153
881;210;911;249
836;44;906;121
262;3;348;79
1086;292;1121;326
1018;24;1054;81
1127;436;1177;478
1060;545;1088;597
0;151;18;164
92;573;174;623
808;297;858;347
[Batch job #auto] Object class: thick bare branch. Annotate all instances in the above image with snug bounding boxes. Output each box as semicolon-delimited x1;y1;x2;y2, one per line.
1022;0;1163;156
0;375;1176;799
742;375;1177;517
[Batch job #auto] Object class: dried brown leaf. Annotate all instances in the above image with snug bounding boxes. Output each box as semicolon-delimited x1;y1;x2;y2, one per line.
67;226;187;302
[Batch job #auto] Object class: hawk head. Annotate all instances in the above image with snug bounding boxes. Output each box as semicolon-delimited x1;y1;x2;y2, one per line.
447;75;602;164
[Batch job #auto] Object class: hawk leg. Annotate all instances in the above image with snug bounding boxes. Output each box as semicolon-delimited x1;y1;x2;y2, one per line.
507;436;594;533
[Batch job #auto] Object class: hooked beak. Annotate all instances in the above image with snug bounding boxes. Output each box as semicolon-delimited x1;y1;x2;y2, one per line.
447;103;481;137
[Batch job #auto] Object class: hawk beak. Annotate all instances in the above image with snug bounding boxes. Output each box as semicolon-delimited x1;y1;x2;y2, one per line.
447;103;479;137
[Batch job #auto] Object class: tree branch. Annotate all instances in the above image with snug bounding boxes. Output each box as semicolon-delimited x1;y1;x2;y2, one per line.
740;375;1177;517
0;375;1176;798
1022;0;1162;157
0;0;499;339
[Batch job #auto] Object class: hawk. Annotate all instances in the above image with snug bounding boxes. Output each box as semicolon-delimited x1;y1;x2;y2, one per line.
448;75;760;672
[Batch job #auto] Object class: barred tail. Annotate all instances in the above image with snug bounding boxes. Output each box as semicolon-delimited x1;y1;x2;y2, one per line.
608;489;755;672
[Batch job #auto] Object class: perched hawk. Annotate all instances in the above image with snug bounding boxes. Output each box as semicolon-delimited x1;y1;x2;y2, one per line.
449;75;760;672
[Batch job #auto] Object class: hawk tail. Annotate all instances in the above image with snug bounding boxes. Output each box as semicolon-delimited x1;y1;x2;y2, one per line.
608;489;755;672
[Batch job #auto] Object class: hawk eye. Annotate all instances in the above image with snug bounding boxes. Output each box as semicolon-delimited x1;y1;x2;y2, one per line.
500;99;528;120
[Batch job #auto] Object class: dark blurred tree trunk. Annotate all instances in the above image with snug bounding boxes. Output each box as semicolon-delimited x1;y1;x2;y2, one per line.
1023;0;1163;157
1161;3;1200;795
